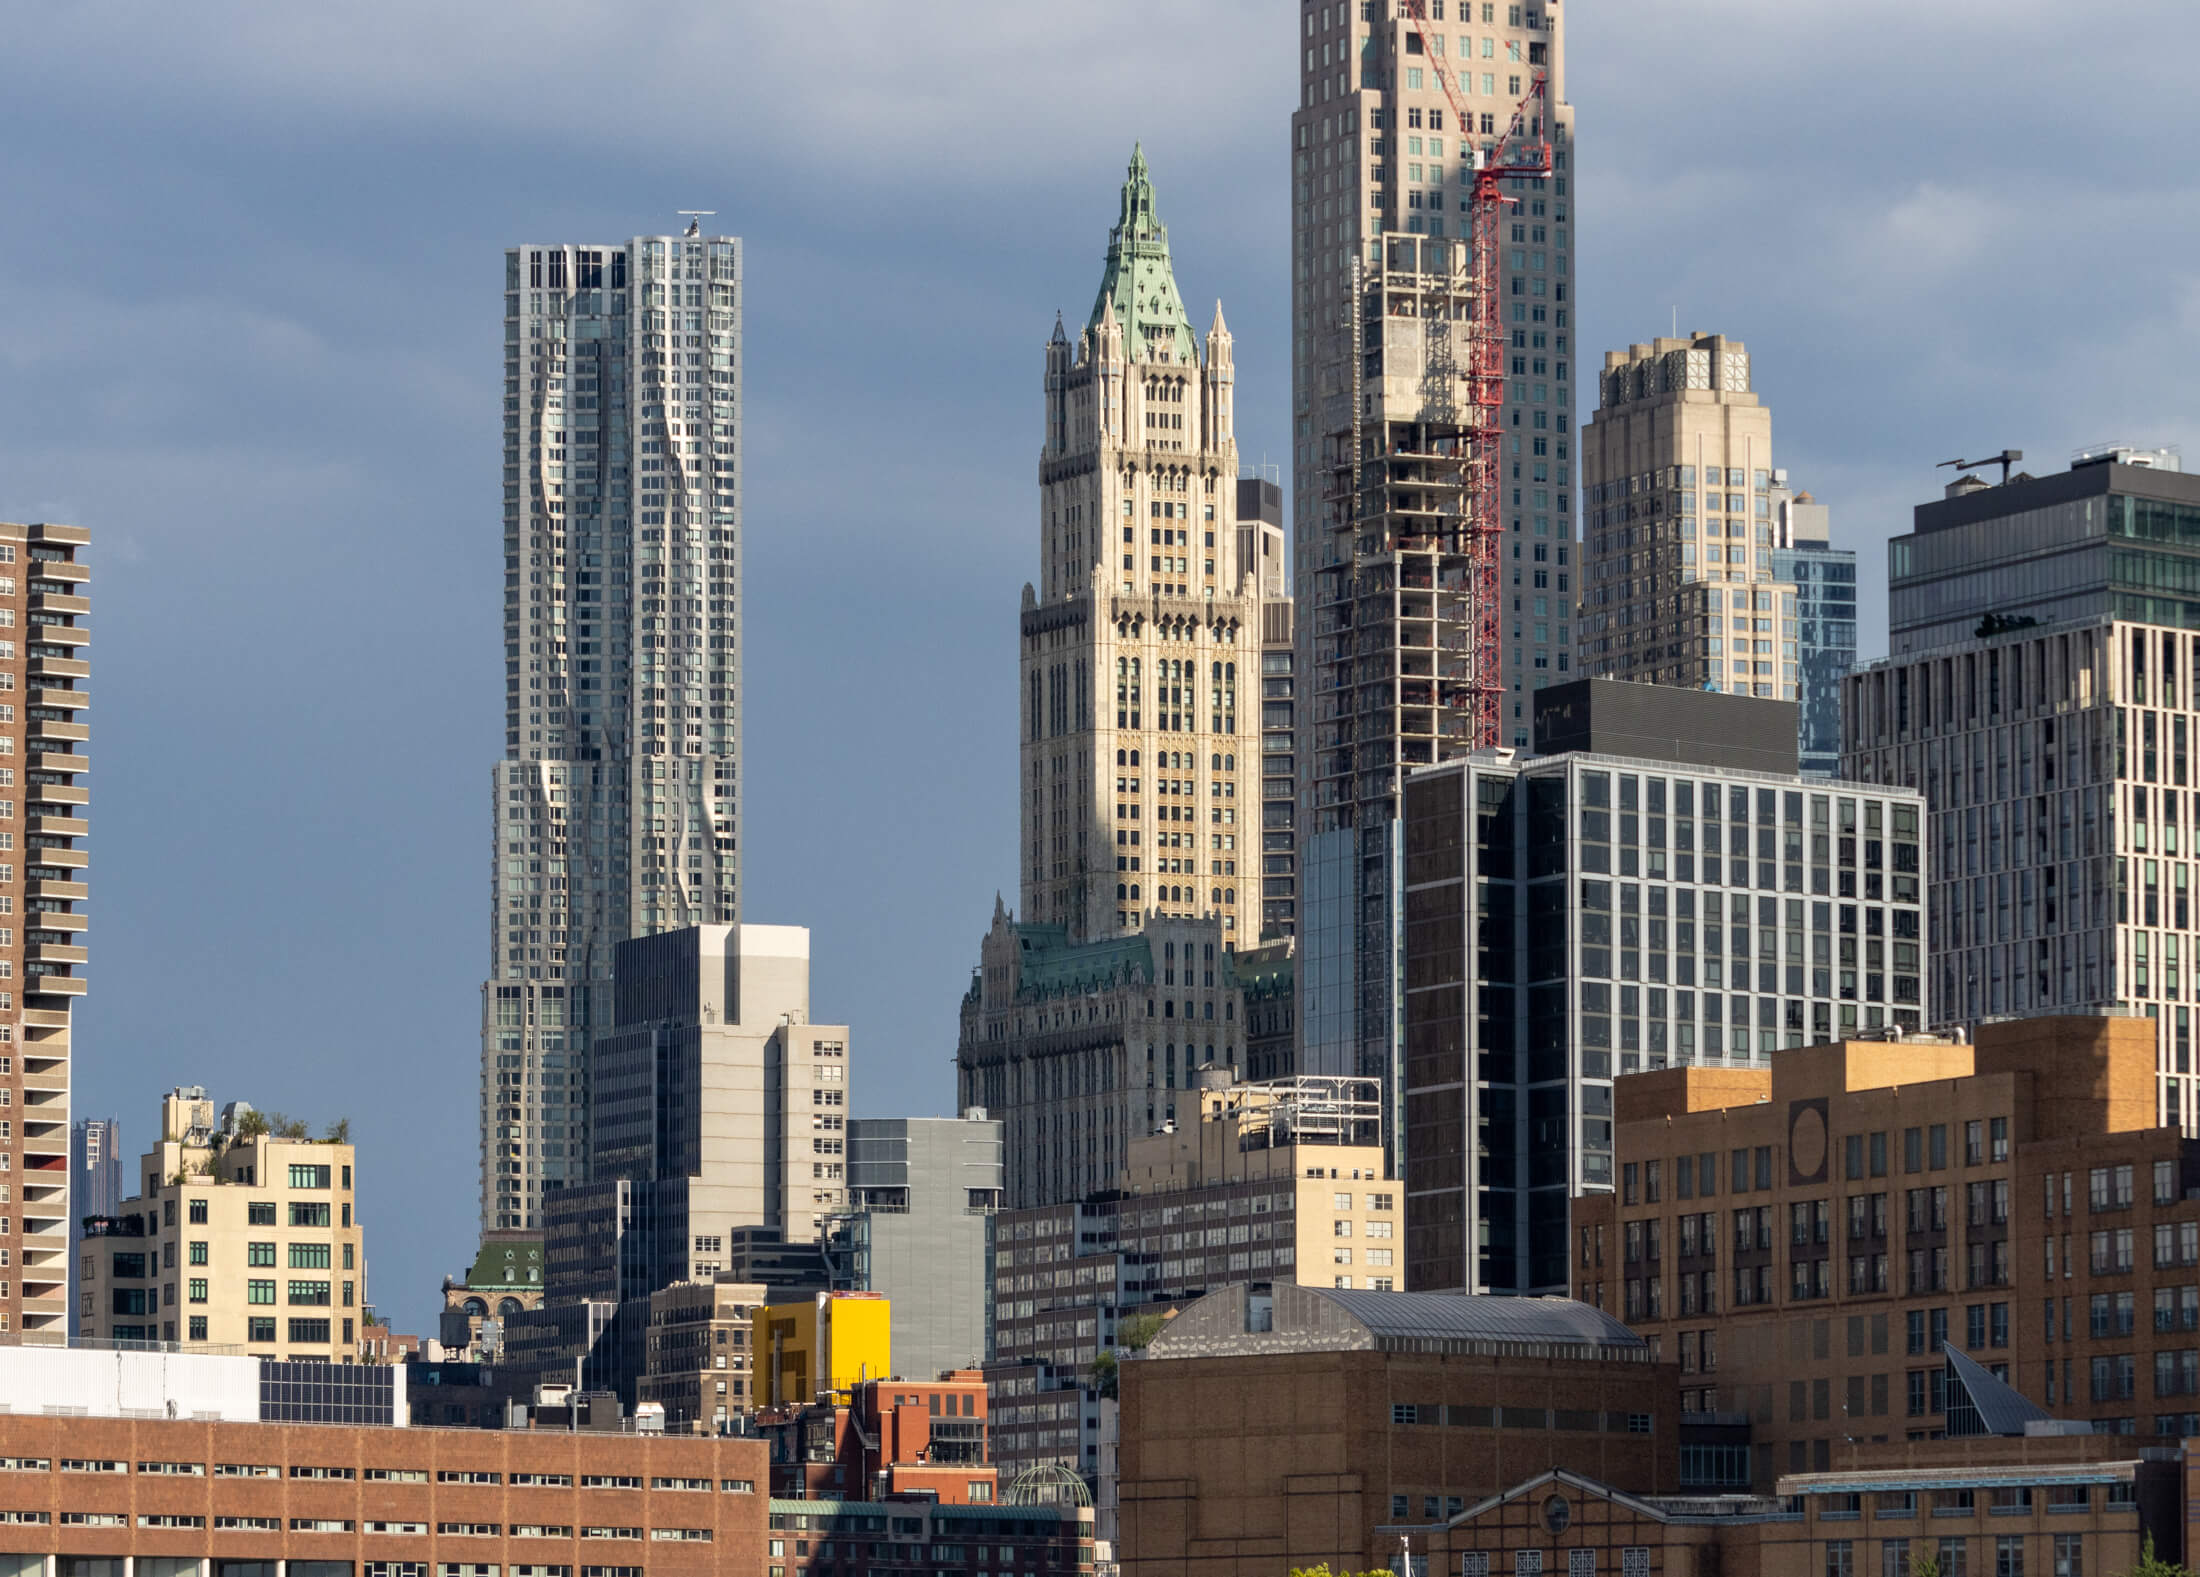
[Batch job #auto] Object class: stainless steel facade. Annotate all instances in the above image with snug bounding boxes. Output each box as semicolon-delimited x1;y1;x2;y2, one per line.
485;233;744;1233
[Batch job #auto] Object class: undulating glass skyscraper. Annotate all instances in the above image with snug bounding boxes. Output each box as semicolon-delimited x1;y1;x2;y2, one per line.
482;230;744;1234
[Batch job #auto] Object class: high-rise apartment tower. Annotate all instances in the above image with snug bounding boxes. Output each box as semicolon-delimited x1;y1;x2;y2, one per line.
1770;476;1856;776
1842;446;2200;1131
0;522;89;1345
1577;334;1802;699
485;234;744;1234
1026;151;1273;944
1290;0;1577;1126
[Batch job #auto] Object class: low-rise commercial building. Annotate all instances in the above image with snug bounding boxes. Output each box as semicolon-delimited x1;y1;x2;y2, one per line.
1573;1013;2200;1489
0;1413;769;1574
81;1089;365;1360
765;1496;1091;1577
760;1370;993;1503
1116;1283;1674;1577
1399;1441;2182;1577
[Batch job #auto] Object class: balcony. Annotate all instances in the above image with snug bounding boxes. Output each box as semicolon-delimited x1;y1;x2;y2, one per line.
28;815;86;840
28;719;89;746
26;975;86;998
26;944;85;967
27;753;88;777
25;847;85;872
28;593;88;618
25;782;87;808
27;689;86;713
27;623;87;649
27;656;87;682
26;879;86;903
27;559;88;586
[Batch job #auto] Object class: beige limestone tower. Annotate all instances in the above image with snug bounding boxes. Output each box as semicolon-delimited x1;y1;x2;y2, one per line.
1577;333;1801;699
1022;149;1270;945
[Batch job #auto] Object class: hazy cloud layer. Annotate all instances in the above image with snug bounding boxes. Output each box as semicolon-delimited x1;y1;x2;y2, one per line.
4;0;2197;1326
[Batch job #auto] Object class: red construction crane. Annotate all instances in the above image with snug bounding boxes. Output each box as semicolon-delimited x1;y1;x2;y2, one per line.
1399;1;1553;747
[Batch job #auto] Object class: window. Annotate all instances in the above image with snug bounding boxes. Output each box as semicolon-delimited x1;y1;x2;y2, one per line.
1996;1536;2024;1577
248;1317;275;1343
288;1280;331;1306
288;1318;332;1344
248;1202;276;1226
290;1202;331;1228
290;1243;332;1269
289;1164;331;1189
1827;1541;1854;1577
2053;1536;2082;1577
187;1279;207;1304
187;1198;208;1224
188;1241;207;1266
247;1279;275;1305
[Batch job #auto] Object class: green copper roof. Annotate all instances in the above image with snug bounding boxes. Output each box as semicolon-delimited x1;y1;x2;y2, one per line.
1086;144;1199;366
1013;923;1153;998
462;1233;542;1291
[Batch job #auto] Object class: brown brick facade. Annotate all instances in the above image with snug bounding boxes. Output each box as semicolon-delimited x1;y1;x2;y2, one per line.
1574;1016;2200;1488
0;1414;767;1572
1119;1344;1675;1577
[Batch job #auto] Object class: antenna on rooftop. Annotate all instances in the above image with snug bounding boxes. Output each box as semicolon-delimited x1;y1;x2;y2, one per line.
677;210;716;237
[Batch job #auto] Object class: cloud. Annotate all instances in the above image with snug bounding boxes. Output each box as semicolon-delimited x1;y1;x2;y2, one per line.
16;0;1295;186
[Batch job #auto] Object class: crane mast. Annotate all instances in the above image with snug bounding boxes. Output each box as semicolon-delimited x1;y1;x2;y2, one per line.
1396;0;1552;745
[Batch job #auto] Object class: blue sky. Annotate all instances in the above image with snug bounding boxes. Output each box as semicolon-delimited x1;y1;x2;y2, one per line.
7;0;2199;1331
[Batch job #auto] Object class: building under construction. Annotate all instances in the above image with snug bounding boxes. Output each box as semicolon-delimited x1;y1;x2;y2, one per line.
1290;1;1577;1156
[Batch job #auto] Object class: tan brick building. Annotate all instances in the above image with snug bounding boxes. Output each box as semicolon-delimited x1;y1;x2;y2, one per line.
0;1411;768;1575
1117;1282;1674;1577
1573;1014;2200;1487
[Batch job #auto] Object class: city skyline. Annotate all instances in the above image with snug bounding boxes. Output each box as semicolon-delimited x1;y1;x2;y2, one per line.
5;0;2199;1330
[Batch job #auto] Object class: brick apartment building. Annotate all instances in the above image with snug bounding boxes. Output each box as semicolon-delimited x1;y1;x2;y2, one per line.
0;1412;769;1574
1573;1013;2200;1488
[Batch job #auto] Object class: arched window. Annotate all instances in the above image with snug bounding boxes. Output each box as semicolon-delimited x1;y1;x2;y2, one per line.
1116;749;1127;765
463;1298;488;1318
1211;754;1222;770
1225;888;1236;904
1225;754;1235;770
1131;750;1141;765
497;1297;524;1317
